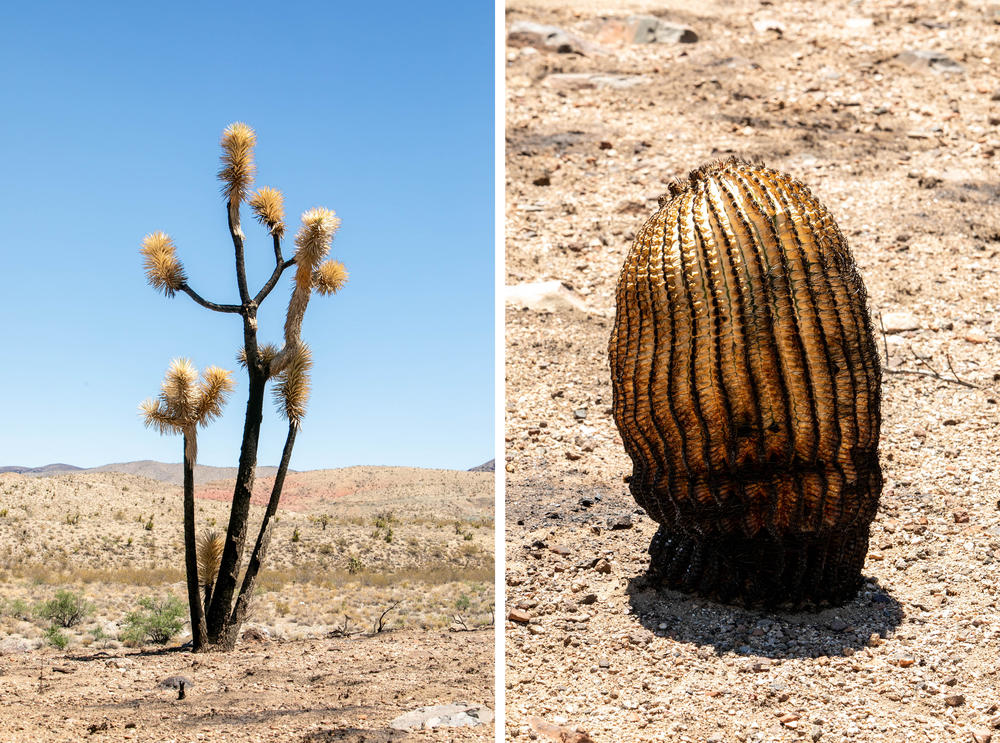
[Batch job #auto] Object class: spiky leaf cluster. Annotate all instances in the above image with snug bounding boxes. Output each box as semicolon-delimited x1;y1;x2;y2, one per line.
313;260;348;296
218;122;256;204
273;345;312;425
140;232;186;297
236;343;279;371
293;208;341;286
140;359;236;435
249;187;286;238
197;530;225;587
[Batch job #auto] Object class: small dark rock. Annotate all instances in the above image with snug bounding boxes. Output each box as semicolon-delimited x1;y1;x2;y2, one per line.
607;513;634;530
828;618;849;632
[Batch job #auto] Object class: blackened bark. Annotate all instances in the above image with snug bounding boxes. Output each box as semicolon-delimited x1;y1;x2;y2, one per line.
182;435;208;651
220;423;298;649
205;368;266;642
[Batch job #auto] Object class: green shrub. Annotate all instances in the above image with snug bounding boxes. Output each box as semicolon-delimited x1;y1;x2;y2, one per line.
44;625;70;649
37;590;92;628
455;594;471;612
3;597;32;621
89;625;113;648
121;595;185;646
291;527;301;543
346;556;363;575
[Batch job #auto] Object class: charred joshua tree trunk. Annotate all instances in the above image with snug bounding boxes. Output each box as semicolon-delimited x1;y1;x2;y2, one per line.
609;157;882;608
182;432;209;650
207;364;266;645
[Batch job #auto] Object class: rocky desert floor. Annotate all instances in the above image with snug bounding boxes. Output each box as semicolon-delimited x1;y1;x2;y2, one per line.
504;1;1000;742
0;466;493;740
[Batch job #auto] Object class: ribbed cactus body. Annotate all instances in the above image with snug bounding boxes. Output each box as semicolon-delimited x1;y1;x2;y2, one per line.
609;158;882;607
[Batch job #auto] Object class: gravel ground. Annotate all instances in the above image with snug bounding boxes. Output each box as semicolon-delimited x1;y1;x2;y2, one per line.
0;629;493;742
504;1;1000;741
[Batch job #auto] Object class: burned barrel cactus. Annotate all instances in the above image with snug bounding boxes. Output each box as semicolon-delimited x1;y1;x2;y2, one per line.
609;157;882;607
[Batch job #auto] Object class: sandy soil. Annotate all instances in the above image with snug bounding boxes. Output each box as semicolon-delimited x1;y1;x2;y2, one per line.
504;2;1000;742
0;466;493;740
0;629;491;743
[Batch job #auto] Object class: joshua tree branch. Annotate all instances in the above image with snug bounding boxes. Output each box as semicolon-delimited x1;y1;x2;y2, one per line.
272;233;282;266
254;244;296;306
179;285;242;314
227;200;252;306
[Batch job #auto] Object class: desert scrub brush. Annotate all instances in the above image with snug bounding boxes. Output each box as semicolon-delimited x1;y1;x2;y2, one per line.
609;157;882;608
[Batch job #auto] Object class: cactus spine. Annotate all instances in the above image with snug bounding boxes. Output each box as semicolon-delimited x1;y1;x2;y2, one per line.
609;157;882;607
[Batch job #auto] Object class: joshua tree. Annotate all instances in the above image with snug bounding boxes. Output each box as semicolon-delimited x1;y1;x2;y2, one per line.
140;360;235;650
139;122;348;649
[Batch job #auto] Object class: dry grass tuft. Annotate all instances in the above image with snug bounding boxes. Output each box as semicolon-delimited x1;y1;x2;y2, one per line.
196;530;225;586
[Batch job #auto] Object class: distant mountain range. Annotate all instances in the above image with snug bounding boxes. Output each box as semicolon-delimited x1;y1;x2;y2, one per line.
0;458;496;484
0;460;281;485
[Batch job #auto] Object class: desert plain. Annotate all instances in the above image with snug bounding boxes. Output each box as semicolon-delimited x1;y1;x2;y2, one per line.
0;464;494;742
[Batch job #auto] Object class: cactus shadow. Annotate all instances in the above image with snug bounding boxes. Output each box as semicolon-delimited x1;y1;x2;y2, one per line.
625;574;904;659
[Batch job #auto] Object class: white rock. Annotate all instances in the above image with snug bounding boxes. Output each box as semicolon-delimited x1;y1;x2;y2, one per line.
505;280;592;314
880;312;920;334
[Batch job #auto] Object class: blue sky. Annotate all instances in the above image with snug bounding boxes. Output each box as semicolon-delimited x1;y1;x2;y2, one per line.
0;1;493;471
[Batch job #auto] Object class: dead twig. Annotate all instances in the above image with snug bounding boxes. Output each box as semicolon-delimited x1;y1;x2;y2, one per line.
373;601;401;634
876;323;979;389
910;347;939;376
328;614;358;638
883;367;978;389
945;354;972;387
878;312;890;367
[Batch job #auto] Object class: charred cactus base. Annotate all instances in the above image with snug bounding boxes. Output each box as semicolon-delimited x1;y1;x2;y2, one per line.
647;523;871;608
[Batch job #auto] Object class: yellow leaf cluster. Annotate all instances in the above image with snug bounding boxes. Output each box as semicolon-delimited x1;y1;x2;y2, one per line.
218;122;256;204
273;345;312;426
140;232;186;297
140;359;236;434
249;186;286;238
313;259;348;296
